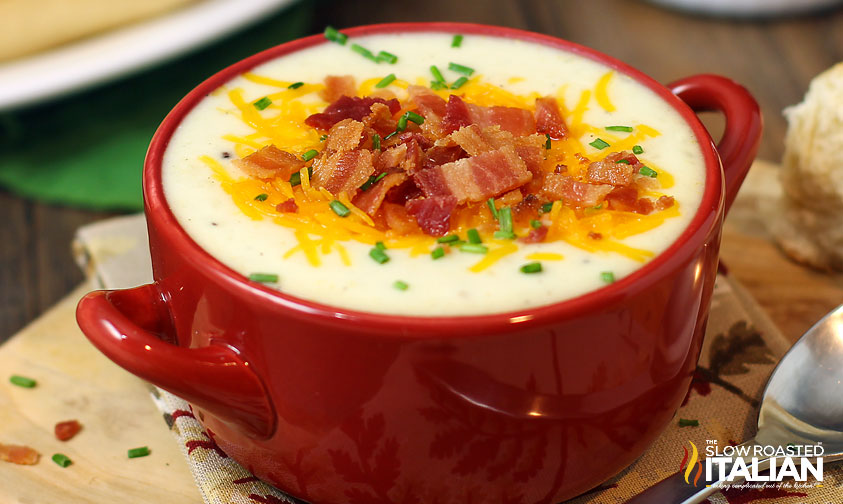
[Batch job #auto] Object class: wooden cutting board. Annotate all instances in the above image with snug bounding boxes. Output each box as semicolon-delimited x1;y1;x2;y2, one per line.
0;160;840;503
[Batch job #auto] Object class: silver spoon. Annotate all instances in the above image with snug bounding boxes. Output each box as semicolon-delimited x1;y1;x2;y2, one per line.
626;304;843;503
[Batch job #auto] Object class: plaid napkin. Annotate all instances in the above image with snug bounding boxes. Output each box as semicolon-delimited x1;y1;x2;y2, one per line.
74;214;842;504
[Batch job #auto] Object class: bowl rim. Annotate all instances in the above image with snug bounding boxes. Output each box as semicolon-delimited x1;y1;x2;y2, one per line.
144;22;723;333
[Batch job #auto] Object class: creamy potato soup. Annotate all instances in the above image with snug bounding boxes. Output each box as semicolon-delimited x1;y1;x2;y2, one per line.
162;31;705;316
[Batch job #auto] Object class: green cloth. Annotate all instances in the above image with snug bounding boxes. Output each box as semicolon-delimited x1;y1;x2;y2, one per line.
0;1;314;211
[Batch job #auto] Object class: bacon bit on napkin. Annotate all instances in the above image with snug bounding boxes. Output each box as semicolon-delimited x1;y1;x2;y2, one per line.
54;420;82;441
0;442;40;465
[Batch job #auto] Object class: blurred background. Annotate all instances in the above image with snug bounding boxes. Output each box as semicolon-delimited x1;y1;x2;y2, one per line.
1;0;842;342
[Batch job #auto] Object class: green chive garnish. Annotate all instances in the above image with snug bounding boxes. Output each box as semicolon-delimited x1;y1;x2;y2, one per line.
459;243;488;254
396;115;408;132
431;246;445;259
449;62;475;76
430;65;446;84
437;234;459;243
592;203;603;210
289;167;311;187
589;138;610;150
324;26;347;45
329;200;350;217
52;453;72;467
615;159;631;164
600;271;616;284
127;446;150;459
605;125;633;132
319;134;328;142
253;97;272;111
487;198;499;219
405;111;425;125
451;77;469;90
375;241;387;251
375;74;396;88
493;231;517;240
430;80;447;90
351;44;377;61
540;202;554;213
545;133;552;150
9;375;36;388
451;34;464;48
499;207;513;233
384;131;399;141
302;149;318;162
372;133;381;151
632;145;644;155
467;228;482;244
254;193;268;201
369;247;389;264
678;418;699;427
287;82;304;90
376;51;398;64
639;166;658;178
393;280;409;291
520;262;542;274
530;219;542;229
248;273;278;283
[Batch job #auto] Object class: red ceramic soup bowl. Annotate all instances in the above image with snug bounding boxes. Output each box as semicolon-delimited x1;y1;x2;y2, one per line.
76;22;761;504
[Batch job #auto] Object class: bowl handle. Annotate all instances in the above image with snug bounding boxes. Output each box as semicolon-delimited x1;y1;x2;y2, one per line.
76;284;275;438
668;74;763;214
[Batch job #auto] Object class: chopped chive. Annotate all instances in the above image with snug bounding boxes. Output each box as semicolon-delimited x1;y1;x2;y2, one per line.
372;133;381;151
639;166;658;178
451;34;464;47
384;130;398;140
351;44;377;61
396;114;408;131
376;51;398;64
487;198;499;219
499;207;513;233
430;80;447;90
600;271;616;284
530;219;542;229
437;234;459;243
302;149;318;161
9;375;36;388
545;133;552;150
451;77;469;90
319;134;328;142
406;111;425;125
329;200;351;217
393;280;409;291
589;138;610;150
287;82;304;90
493;231;517;240
369;247;389;264
540;202;554;213
520;262;542;274
448;62;475;76
248;272;279;283
632;145;644;155
324;26;347;45
359;175;377;191
615;159;631;164
678;418;699;427
52;453;72;467
289;167;311;187
127;446;150;459
431;246;445;259
374;172;386;183
254;193;268;202
253;97;272;111
459;243;488;254
605;125;633;132
430;65;446;84
375;74;396;88
592;203;603;210
467;228;482;244
375;241;387;251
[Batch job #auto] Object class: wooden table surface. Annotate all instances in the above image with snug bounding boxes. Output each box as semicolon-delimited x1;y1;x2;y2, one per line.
2;0;842;345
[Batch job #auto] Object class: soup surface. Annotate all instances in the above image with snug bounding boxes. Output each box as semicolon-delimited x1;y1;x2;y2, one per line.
162;31;706;316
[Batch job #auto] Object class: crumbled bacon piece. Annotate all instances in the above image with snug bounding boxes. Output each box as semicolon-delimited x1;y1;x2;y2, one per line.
656;195;675;211
588;231;603;240
423;145;466;170
305;96;401;130
542;173;613;207
325;119;364;152
320;75;356;103
534;96;568;139
375;144;408;172
605;186;661;214
383;202;421;235
442;95;472;133
0;443;39;465
55;420;82;441
405;196;457;236
311;149;374;195
443;95;536;136
497;188;523;207
414;147;531;204
363;102;397;137
520;225;548;243
233;145;304;180
353;172;408;216
587;154;636;186
275;199;298;213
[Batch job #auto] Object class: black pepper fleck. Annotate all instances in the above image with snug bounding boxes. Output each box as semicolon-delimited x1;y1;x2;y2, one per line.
222;152;231;159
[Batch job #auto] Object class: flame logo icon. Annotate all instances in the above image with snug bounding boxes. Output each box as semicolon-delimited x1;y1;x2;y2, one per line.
679;441;703;486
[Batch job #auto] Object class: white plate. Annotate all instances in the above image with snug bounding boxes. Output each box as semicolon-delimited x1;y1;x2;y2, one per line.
0;0;295;111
